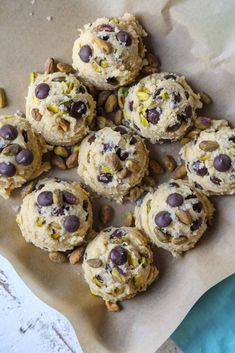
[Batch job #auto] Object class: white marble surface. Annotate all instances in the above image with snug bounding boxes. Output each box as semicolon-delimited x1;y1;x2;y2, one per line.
0;255;182;353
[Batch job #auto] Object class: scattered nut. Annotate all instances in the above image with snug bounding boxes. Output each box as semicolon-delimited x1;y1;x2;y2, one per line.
97;90;111;107
194;116;212;130
123;212;134;227
69;246;85;265
57;62;74;73
31;108;42;121
44;57;56;74
96;115;107;129
105;300;120;312
0;88;7;108
114;110;123;125
162;155;177;172
87;258;103;268
56;117;70;132
66;151;78;169
149;159;164;175
143;176;156;187
54;146;69;158
30;71;37;83
94;37;112;54
172;164;187;179
141;65;160;75
180;137;191;145
21;181;37;198
99;204;113;224
199;91;213;105
51;155;67;170
176;210;192;225
146;53;161;68
104;94;117;113
199;140;219;152
128;186;143;202
186;129;200;139
49;251;67;264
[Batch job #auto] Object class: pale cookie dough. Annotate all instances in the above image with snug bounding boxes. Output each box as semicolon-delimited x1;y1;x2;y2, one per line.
123;72;202;143
72;13;147;90
0;114;49;199
134;179;214;256
82;227;159;303
180;120;235;195
17;178;93;252
77;126;149;202
26;72;96;145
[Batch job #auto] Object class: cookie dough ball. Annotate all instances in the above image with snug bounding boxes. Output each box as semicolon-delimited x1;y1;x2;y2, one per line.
17;178;93;252
72;13;146;90
83;227;158;302
26;71;96;145
0;114;49;198
180;122;235;195
77;126;149;201
123;72;202;143
134;179;214;256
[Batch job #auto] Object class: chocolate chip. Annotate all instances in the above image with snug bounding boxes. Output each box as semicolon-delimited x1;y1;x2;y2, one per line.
168;182;179;188
116;31;132;46
183;106;192;120
192;160;208;176
22;130;28;143
167;193;184;207
0;124;18;140
82;199;88;211
155;211;172;227
229;135;235;143
167;120;182;132
37;191;53;206
103;143;113;152
15;149;33;166
164;74;176;80
114;126;127;134
97;173;113;183
147;108;160;125
110;246;128;265
185;91;189;99
88;134;96;144
110;229;125;239
185;194;197;200
116;148;128;161
153;88;163;99
35;83;50;99
107;77;118;85
133;123;140;131
128;101;134;111
68;100;87;119
0;162;16;177
194;182;203;189
63;215;80;232
210;176;221;185
172;92;181;103
79;45;92;62
63;191;77;204
213;154;231;172
130;136;137;145
53;206;65;216
193;202;203;213
190;217;202;231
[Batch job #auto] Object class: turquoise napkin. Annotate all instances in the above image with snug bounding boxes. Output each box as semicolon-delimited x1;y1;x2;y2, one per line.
172;274;235;353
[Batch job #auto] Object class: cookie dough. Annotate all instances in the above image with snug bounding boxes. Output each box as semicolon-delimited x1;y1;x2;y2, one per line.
17;178;93;252
134;179;214;256
72;13;146;90
123;72;202;143
77;126;149;201
82;227;158;303
26;71;96;146
0;114;49;199
180;120;235;195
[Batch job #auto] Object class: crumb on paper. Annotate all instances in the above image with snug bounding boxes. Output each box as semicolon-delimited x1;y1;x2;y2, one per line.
46;16;53;22
29;12;34;16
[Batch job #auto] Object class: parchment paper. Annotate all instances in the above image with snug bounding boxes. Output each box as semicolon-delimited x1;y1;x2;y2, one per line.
0;1;235;352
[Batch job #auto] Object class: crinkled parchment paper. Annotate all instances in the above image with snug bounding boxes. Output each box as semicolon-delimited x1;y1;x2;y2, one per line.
0;1;235;352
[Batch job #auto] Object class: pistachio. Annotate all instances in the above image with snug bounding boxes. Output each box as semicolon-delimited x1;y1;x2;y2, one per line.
180;137;191;145
104;153;121;170
126;160;140;173
99;204;113;224
160;91;169;100
92;276;103;288
143;176;155;187
100;59;109;68
52;189;63;205
94;37;112;54
128;254;138;267
172;236;188;244
97;90;111;107
114;110;123;125
31;108;42;121
54;146;69;158
156;232;169;243
49;251;67;264
199;140;219;152
51;155;67;170
105;300;120;312
56;117;70;132
128;186;143;202
66;151;78;169
87;258;103;268
134;274;144;287
140;115;149;127
104;94;117;113
30;71;37;83
69;246;85;265
48;105;59;113
0;88;7;108
52;76;66;82
2;144;21;156
194;116;212;130
57;62;74;73
146;199;152;214
162;155;177;172
186;129;200;139
117;87;128;109
199;91;213;105
21;181;37;198
96;115;109;129
123;212;134;227
85;82;96;98
44;57;56;74
51;232;61;240
149;159;164;175
172;164;187;179
73;144;80;153
35;217;45;227
176;210;192;225
136;91;149;101
199;155;209;161
111;268;125;282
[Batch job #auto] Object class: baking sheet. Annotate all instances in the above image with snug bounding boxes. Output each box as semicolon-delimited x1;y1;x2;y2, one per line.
1;1;235;352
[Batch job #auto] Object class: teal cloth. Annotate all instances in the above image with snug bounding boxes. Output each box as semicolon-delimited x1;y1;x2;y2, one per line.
172;274;235;353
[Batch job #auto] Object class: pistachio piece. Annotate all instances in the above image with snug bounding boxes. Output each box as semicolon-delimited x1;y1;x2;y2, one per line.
194;116;212;130
162;155;177;172
104;94;117;113
54;146;69;158
48;105;59;113
176;210;192;225
136;91;149;101
140;115;149;127
114;110;123;125
128;254;138;267
199;140;219;152
117;87;128;109
94;37;112;54
146;199;152;214
172;164;186;179
149;159;164;175
56;117;70;132
105;300;120;312
30;71;37;83
97;90;111;107
51;155;67;170
180;137;191;145
57;62;74;73
92;276;103;288
35;217;45;227
99;204;113;224
111;268;125;282
21;180;37;198
126;160;140;173
2;144;21;156
69;246;85;265
66;151;78;169
172;236;188;244
143;176;155;187
186;129;200;139
31;108;42;121
87;258;103;268
51;232;61;240
0;88;7;108
123;212;134;227
96;115;114;129
49;251;67;264
44;57;56;74
104;153;121;171
134;274;144;287
199;91;213;105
